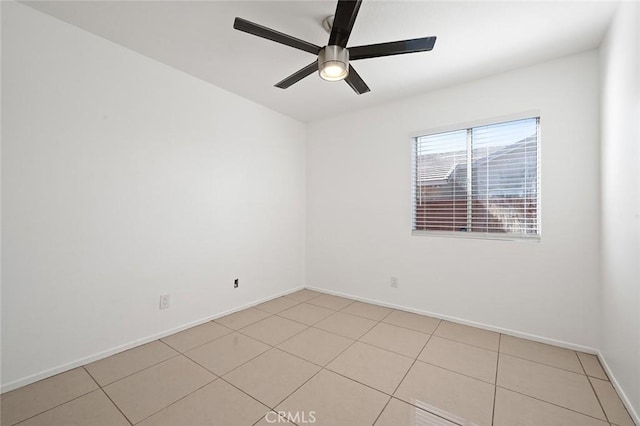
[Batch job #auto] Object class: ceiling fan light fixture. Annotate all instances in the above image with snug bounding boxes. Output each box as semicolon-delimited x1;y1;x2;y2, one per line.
318;45;349;81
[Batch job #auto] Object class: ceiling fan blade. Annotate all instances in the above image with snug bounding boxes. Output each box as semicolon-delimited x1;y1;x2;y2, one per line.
329;0;362;48
344;65;370;95
349;36;437;60
234;17;321;55
275;61;319;89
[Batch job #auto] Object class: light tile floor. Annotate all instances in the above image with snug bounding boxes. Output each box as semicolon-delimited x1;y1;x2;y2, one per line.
1;289;636;426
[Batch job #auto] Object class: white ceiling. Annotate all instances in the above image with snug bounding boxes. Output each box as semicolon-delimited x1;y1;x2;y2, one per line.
24;0;618;122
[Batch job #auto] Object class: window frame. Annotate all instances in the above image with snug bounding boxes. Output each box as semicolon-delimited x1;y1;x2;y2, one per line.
410;112;542;242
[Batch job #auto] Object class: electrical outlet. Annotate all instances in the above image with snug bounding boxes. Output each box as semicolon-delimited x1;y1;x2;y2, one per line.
234;278;239;288
159;294;170;310
390;276;399;288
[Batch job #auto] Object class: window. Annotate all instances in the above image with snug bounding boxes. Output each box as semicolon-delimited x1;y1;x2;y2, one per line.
412;117;540;239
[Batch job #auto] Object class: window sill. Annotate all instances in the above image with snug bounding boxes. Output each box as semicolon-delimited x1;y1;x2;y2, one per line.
411;230;541;242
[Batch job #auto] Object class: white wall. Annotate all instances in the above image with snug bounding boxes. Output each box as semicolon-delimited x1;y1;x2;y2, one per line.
1;2;305;390
307;51;601;349
600;1;640;418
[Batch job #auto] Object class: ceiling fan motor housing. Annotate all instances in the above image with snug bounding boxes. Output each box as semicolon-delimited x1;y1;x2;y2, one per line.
318;45;349;81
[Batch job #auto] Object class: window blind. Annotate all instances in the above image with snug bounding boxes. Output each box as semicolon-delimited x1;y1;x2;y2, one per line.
412;117;540;238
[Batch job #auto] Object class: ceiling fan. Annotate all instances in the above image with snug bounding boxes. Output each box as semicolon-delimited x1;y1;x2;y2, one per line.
233;0;437;95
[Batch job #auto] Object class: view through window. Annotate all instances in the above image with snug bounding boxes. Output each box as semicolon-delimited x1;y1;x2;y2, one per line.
412;117;540;238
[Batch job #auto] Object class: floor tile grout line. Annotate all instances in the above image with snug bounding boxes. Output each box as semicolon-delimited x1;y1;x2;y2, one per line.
315;314;379;341
10;386;100;426
253;297;305;315
24;350;197;425
273;310;373;343
270;367;325;411
95;353;183;388
391;325;437;396
412;357;498;386
348;339;416;363
592;355;611;381
325;311;387;364
234;318;312;349
218;343;331;385
354;336;427;360
304;294;356;311
371;396;393;426
354;314;438;357
370;311;440;425
360;315;438;335
272;322;368;371
495;383;611;422
218;346;325;409
325;368;404;404
191;309;351;378
305;301;353;311
219;366;320;422
262;298;438;344
300;291;505;356
295;291;501;354
160;322;235;354
369;396;393;426
267;345;332;371
499;351;593;376
382;319;441;335
431;317;445;334
275;311;335;327
251;411;288;426
216;376;280;417
215;310;276;332
97;388;135;426
430;333;499;353
274;298;342;319
72;322;232;372
355;322;432;354
382;325;468;426
499;333;596;375
298;319;362;340
81;366;135;426
226;349;340;423
283;297;324;306
283;290;326;303
587;372;612;381
266;312;393;423
337;301;396;322
99;354;218;424
201;315;310;377
491;333;502;426
277;304;332;315
575;351;618;382
222;292;502;362
324;349;413;393
181;339;272;380
310;309;430;392
579;354;611;423
132;377;217;425
4;365;104;426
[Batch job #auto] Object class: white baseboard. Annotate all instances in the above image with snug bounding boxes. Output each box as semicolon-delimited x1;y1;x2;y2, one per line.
0;286;303;394
306;285;639;424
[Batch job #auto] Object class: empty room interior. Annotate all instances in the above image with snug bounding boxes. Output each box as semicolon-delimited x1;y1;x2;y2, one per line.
1;0;639;425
